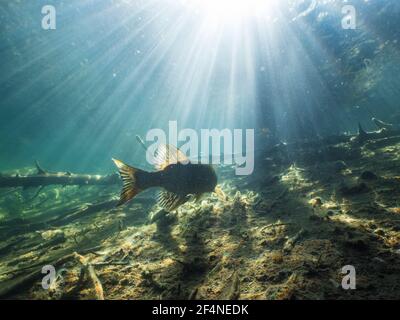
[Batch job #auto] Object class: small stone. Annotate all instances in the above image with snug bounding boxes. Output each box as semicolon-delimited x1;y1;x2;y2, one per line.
368;223;378;230
329;278;340;288
40;229;65;241
372;257;385;264
119;278;130;286
310;198;323;208
374;229;385;236
334;161;347;171
344;239;369;251
360;171;378;180
340;182;369;195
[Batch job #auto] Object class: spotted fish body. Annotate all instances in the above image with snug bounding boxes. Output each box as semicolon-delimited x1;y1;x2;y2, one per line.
113;144;218;211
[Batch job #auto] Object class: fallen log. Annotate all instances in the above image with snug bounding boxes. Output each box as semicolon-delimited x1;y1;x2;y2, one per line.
0;161;120;189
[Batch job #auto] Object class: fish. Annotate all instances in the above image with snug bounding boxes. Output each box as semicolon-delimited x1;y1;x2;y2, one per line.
112;144;218;211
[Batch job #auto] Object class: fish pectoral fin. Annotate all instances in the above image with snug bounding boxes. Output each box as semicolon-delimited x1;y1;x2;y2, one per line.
157;190;187;212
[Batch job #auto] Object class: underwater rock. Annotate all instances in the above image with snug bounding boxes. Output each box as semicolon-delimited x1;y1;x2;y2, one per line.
334;161;347;171
339;182;369;196
343;238;369;251
309;213;327;222
140;269;164;292
260;175;280;188
40;229;65;241
270;251;284;264
309;198;323;208
360;171;378;180
149;209;175;225
326;210;335;217
174;257;208;276
264;273;299;300
373;229;386;237
388;207;400;215
283;229;307;253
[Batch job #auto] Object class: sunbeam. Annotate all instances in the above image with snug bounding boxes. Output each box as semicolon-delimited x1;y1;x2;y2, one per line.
180;0;279;22
1;0;398;172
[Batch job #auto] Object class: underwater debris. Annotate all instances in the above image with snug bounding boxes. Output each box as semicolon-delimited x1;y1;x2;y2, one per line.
0;250;81;298
4;112;400;300
117;219;125;232
261;222;293;235
188;287;199;300
360;171;378;180
214;186;228;202
73;252;104;300
356;123;369;143
270;251;284;264
149;209;176;225
283;229;307;253
219;271;240;300
254;188;288;215
140;269;165;293
352;120;400;146
388;208;400;215
372;257;386;264
373;229;386;237
339;182;369;196
343;238;369;252
47;268;68;299
264;273;300;300
40;229;65;241
173;257;208;276
372;118;395;131
309;198;323;208
0;162;119;190
334;161;348;171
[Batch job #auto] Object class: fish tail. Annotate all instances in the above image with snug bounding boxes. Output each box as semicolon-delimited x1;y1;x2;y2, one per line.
112;158;144;206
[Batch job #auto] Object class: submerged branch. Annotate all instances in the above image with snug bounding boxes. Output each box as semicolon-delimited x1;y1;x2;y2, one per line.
0;161;120;189
74;253;105;300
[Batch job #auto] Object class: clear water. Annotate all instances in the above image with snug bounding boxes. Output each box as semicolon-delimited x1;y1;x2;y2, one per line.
1;0;399;173
1;0;400;300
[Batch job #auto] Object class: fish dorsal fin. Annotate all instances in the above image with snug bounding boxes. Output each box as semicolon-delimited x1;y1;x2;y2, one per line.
154;144;189;171
157;190;187;212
